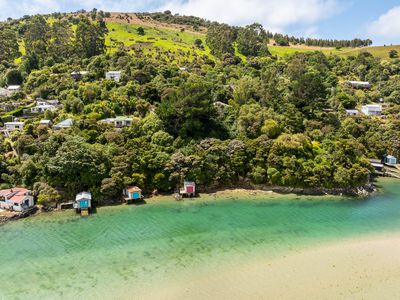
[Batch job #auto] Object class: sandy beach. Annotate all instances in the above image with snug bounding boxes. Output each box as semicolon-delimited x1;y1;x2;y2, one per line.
144;234;400;300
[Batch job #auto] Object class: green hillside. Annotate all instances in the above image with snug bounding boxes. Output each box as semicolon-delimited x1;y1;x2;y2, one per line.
104;21;399;60
10;13;400;64
336;45;400;60
106;22;212;63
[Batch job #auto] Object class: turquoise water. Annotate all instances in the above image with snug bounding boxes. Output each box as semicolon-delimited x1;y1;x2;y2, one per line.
1;179;400;299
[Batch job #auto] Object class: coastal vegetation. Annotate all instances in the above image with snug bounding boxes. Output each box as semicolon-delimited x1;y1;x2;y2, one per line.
0;9;399;207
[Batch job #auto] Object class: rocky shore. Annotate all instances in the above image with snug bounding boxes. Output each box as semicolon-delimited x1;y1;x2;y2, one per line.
201;183;377;198
0;207;38;225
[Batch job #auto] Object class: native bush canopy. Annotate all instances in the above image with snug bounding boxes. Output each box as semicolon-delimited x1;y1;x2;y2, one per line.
0;10;398;205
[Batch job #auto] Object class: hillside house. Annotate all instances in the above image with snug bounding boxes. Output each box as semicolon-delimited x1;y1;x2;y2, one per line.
53;119;73;130
123;186;143;203
0;188;34;212
71;71;88;80
74;192;92;211
105;71;122;82
361;104;382;116
346;109;359;116
37;99;59;106
100;116;133;128
384;155;398;166
180;181;196;197
39;119;52;127
346;81;371;89
7;85;21;92
28;104;56;114
4;122;24;131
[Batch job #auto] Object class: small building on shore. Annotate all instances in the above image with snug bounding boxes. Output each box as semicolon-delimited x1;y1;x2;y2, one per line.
74;192;92;215
123;186;143;203
0;188;34;212
180;181;196;197
384;155;398;166
361;104;382;116
105;71;122;82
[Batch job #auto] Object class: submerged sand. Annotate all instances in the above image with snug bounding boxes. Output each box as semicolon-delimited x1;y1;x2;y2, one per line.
143;234;400;300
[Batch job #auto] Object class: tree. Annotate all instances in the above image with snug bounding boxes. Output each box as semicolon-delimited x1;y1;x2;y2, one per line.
5;68;23;85
74;16;106;58
34;183;62;207
45;137;110;198
237;23;270;57
48;19;74;61
0;28;20;62
136;27;145;36
389;49;398;59
194;39;203;49
23;15;50;59
206;23;235;58
157;79;219;138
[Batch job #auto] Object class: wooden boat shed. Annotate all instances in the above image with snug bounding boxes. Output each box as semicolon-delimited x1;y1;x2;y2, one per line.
123;186;143;203
74;191;92;216
180;181;196;197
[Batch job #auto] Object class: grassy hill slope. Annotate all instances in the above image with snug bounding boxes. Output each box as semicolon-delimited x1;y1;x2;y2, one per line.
13;12;400;63
106;22;212;64
104;14;399;60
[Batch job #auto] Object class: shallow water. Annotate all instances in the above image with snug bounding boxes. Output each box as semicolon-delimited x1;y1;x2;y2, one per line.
1;179;400;299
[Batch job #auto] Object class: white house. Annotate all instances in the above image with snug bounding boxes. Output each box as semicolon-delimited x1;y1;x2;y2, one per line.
37;99;59;106
29;104;56;114
105;71;122;82
0;188;34;212
39;119;52;127
53;119;74;130
361;104;382;116
346;81;371;89
6;85;21;92
71;71;88;80
346;109;359;116
4;122;24;131
100;116;133;128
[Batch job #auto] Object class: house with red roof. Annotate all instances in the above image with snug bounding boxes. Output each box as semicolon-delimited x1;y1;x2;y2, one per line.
0;188;34;212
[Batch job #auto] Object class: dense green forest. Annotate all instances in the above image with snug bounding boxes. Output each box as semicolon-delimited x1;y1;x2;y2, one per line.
0;10;399;206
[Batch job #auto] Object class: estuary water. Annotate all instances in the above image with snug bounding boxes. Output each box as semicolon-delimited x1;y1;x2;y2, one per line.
0;179;400;299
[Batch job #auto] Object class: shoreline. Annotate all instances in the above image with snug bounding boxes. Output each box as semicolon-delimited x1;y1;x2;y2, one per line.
199;182;377;197
140;232;400;300
0;183;380;225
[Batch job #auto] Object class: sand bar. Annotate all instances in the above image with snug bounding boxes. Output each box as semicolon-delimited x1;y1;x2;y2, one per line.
142;234;400;300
